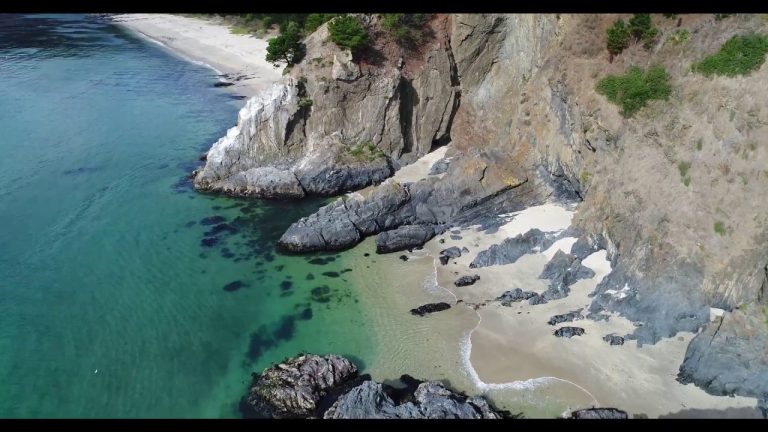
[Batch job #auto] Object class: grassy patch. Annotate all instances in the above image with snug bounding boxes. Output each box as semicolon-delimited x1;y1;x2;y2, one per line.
579;169;592;185
668;29;690;45
230;25;251;35
349;141;385;162
696;138;703;151
714;221;727;235
596;65;672;117
694;33;768;77
678;161;692;186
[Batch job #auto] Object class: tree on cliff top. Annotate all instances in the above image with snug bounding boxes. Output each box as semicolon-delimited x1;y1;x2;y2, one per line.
328;15;370;56
265;21;305;67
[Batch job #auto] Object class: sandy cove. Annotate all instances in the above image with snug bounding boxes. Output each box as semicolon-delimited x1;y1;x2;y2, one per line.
369;146;760;418
112;14;282;98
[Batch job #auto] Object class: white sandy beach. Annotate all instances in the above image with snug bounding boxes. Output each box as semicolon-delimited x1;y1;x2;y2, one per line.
112;14;282;98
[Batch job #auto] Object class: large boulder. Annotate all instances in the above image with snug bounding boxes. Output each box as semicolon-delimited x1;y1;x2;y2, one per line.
241;354;358;418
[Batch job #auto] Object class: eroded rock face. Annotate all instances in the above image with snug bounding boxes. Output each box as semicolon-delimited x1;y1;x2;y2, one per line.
454;275;480;287
279;152;527;253
554;327;585;338
678;308;768;402
470;229;554;268
497;288;538;306
376;225;438;254
241;354;358;418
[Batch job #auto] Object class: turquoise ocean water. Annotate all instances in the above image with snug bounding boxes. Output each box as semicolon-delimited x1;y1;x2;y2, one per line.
0;14;375;418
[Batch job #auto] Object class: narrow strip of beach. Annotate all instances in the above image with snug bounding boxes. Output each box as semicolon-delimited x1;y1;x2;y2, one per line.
112;14;282;98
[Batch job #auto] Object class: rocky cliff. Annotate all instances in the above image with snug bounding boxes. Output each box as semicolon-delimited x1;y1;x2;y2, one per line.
195;14;768;407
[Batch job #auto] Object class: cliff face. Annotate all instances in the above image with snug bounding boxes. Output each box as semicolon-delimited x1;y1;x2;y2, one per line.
195;14;768;404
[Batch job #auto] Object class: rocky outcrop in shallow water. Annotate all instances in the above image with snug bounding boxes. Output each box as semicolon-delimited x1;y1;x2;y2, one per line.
569;408;629;419
241;354;506;419
410;302;452;316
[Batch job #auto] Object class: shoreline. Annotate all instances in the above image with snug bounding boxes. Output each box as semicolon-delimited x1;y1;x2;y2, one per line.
111;14;283;99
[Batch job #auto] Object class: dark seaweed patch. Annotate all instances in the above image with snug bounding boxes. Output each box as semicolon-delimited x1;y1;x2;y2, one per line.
322;271;340;278
223;280;247;292
185;221;197;228
274;265;285;272
299;308;313;320
280;281;293;291
201;237;220;247
204;223;238;236
200;215;226;226
306;273;315;280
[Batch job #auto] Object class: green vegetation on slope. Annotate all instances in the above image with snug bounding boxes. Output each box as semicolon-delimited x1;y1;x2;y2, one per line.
596;66;672;117
606;14;659;57
328;15;370;55
381;14;429;48
714;221;727;235
694;33;768;77
304;13;339;33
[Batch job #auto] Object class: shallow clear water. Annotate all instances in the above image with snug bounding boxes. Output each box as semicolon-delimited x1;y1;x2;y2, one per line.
0;14;375;418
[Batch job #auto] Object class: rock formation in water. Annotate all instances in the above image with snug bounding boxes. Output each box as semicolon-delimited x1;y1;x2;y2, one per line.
198;14;768;407
240;354;506;419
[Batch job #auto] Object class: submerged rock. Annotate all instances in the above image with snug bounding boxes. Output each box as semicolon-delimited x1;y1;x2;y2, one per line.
570;408;629;419
241;354;358;418
410;302;452;317
553;327;585;338
454;275;480;287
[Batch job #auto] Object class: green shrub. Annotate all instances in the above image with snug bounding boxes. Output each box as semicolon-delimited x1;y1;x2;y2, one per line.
714;221;726;235
596;66;672;117
693;33;768;77
230;25;250;35
328;15;370;55
298;97;313;109
304;13;339;33
381;14;428;47
606;19;631;56
696;138;703;151
629;14;653;41
349;141;384;161
678;161;691;177
265;21;305;67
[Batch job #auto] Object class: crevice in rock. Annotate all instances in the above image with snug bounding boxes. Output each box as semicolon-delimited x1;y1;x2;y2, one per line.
397;78;417;157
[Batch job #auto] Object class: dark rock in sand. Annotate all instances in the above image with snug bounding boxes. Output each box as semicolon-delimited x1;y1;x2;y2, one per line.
399;255;409;261
410;302;452;317
554;327;585;338
570;408;629;419
439;255;450;265
537;250;595;301
440;246;462;259
496;288;537;306
603;334;625;346
223;281;247;292
376;225;437;254
528;294;549;305
241;354;358;418
461;247;469;254
470;229;553;268
214;81;234;87
454;275;480;287
450;235;462;240
547;310;583;326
